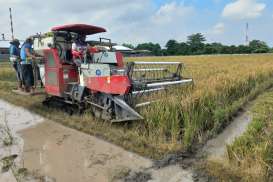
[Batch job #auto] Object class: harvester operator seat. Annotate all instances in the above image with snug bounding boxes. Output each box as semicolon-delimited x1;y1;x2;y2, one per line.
72;35;88;66
53;32;74;64
63;32;73;63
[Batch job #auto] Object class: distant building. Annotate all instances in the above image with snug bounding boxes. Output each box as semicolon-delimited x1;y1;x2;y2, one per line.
0;41;10;61
113;45;133;52
128;50;152;57
113;45;151;57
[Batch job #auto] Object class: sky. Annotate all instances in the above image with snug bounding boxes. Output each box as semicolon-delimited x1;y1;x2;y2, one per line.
0;0;272;47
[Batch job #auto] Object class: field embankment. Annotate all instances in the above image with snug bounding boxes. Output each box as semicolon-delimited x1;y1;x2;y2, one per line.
0;54;273;159
205;89;273;181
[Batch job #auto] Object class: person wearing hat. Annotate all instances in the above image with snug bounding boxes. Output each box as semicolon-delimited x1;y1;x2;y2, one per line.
9;39;22;90
20;37;36;94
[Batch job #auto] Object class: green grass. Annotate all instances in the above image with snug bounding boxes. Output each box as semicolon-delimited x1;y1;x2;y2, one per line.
205;90;273;181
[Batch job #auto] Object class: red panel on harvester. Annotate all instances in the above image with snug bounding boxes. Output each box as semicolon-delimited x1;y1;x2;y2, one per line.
44;48;79;97
116;52;124;68
44;49;62;96
85;76;131;95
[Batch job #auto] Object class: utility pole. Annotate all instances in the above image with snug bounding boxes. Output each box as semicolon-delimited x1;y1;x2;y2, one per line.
245;22;249;46
9;8;14;40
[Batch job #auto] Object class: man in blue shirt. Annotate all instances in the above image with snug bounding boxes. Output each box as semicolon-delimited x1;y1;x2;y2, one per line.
20;37;36;94
9;39;22;90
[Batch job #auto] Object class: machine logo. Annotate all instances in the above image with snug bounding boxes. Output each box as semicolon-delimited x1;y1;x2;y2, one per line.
96;69;102;76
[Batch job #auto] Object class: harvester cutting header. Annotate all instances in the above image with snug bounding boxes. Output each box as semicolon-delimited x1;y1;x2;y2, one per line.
30;24;193;122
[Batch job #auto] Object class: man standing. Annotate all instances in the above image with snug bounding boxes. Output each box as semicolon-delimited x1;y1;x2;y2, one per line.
9;39;22;90
20;37;36;94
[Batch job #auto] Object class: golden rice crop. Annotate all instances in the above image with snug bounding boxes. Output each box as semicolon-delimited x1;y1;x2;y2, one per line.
127;54;273;151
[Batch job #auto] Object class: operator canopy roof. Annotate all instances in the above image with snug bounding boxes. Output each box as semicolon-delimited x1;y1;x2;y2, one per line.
51;24;106;35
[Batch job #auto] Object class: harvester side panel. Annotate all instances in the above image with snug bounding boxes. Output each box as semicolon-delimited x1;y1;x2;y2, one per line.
85;75;131;95
44;48;78;97
44;49;61;96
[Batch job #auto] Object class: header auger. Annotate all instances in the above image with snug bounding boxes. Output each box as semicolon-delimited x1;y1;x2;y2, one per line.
32;24;193;122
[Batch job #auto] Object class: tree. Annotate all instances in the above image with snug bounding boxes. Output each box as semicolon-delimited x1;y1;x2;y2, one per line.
134;37;271;56
136;42;162;56
249;40;270;53
204;43;223;54
187;33;206;54
165;40;180;55
237;45;251;54
220;45;232;54
229;45;238;54
122;43;135;49
178;42;190;55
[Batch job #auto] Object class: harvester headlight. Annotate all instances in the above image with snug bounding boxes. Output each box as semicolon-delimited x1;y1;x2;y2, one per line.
107;76;111;84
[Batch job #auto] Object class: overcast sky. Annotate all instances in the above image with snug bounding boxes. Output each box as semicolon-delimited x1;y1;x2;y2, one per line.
0;0;272;47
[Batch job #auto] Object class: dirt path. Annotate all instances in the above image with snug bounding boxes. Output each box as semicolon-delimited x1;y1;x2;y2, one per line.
0;99;193;182
20;120;152;182
0;100;44;182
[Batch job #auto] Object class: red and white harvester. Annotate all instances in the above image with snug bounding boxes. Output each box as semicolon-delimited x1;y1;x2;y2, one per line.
33;24;193;122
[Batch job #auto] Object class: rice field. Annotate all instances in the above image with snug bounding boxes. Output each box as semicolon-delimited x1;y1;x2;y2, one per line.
0;54;273;158
128;54;273;151
205;89;273;181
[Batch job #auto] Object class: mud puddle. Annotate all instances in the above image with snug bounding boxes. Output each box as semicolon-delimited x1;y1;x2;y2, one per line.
0;100;45;182
20;120;152;182
0;99;193;182
200;111;252;159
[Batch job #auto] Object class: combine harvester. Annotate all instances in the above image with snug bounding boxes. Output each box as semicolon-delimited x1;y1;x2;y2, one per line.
32;24;193;122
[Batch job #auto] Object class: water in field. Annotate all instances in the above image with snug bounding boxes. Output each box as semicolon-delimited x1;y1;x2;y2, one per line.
0;99;194;182
0;100;45;182
201;111;252;159
20;120;153;182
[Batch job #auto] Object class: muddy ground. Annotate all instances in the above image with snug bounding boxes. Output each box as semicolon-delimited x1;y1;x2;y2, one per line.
0;99;253;182
21;121;152;182
0;100;193;182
